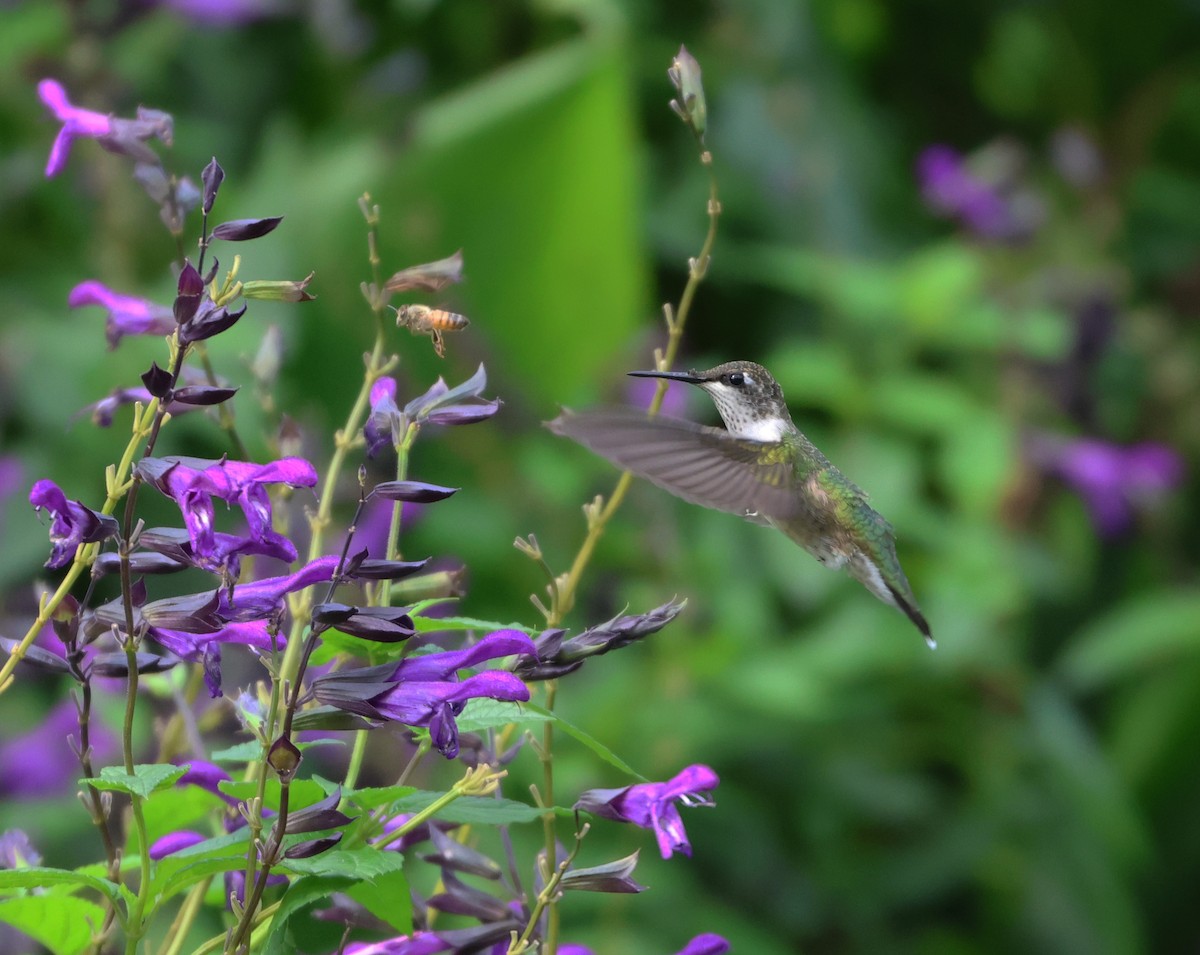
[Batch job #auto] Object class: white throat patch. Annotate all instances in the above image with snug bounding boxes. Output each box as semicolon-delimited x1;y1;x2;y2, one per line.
737;416;788;442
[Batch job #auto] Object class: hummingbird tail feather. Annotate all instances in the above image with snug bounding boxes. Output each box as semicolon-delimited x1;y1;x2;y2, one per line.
885;583;934;649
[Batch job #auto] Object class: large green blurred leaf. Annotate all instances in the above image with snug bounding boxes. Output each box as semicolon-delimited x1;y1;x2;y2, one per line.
381;33;646;404
1057;590;1200;691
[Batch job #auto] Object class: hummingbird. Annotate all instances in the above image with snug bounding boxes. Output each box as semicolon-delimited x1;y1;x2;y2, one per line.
548;360;933;646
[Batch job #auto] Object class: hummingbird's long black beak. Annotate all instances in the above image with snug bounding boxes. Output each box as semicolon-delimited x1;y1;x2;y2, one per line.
627;369;706;384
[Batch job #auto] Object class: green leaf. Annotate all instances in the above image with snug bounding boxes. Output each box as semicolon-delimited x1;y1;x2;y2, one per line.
281;847;407;880
412;615;534;634
1057;591;1200;691
209;741;261;762
525;704;646;781
390;792;542;826
262;875;355;955
0;895;106;955
218;778;326;812
455;698;553;733
155;855;248;904
346;868;411;934
83;763;188;800
0;867;127;907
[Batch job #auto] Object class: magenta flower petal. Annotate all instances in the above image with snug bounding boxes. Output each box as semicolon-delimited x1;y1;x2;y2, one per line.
38;80;112;176
69;281;176;348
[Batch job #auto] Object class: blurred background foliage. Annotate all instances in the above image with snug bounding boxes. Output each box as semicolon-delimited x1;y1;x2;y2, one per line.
1;0;1199;952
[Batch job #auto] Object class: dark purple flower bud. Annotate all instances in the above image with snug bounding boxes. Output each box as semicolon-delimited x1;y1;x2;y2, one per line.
141;362;175;398
93;552;189;576
201;157;224;215
0;636;72;675
211;216;283;241
284;833;343;859
340;556;429;578
372;481;459;504
267;736;302;780
29;479;119;568
559;851;645;894
37;80;114;177
88;651;178;677
420;826;501;880
575;764;719;860
291;705;376;732
284;790;355;834
179;299;245;344
68;282;176;350
172;385;239;406
323;606;416;643
364;377;400;458
426;872;510;922
668;45;707;140
139;591;224;633
520;600;684;677
432;922;521;952
383;250;465;294
174;262;204;326
148;830;206;860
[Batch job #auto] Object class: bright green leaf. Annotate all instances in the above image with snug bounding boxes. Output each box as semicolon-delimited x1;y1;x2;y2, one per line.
0;895;106;955
83;763;188;800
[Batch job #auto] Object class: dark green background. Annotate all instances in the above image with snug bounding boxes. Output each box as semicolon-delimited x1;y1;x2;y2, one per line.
2;1;1200;952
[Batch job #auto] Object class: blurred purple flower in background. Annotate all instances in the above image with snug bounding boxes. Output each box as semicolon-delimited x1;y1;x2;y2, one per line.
1029;434;1185;537
37;80;113;176
917;143;1044;242
158;0;288;25
576;764;719;859
0;699;118;799
628;373;690;418
68;281;176;349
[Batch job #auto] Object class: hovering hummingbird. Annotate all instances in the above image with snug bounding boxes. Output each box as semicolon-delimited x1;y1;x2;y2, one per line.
548;360;933;646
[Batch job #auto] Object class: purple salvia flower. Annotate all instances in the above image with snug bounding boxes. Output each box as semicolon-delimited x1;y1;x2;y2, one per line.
576;764;719;860
314;630;535;758
365;377;400;457
38;80;113;177
344;935;449;955
29;479;119;568
676;935;730;955
152;620;279;697
68;281;175;348
148;830;206;859
137;456;318;573
1029;434;1185;537
917;144;1034;241
0;830;41;869
628;373;691;418
217;556;339;621
158;0;287;26
0;699;119;799
38;79;172;176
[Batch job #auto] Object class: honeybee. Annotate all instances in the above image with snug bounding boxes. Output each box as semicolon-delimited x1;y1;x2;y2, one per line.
394;304;469;357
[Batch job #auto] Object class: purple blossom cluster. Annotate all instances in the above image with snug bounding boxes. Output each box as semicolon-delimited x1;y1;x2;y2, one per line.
3;66;731;955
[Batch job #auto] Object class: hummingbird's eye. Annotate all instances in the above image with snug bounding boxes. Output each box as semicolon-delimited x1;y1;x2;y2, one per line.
727;372;745;387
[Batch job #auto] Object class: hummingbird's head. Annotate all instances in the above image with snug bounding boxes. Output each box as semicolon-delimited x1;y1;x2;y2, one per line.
628;360;792;441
